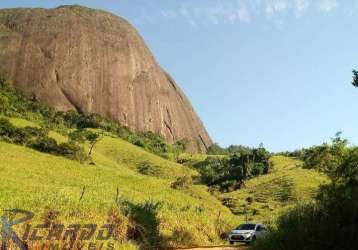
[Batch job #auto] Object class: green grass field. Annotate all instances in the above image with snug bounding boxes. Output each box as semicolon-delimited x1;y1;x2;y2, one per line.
0;118;239;249
0;117;328;249
220;156;328;226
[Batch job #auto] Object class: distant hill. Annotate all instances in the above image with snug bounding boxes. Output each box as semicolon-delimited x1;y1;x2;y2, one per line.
0;5;212;152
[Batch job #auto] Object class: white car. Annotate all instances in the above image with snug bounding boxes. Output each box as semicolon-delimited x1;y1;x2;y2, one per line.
228;223;267;244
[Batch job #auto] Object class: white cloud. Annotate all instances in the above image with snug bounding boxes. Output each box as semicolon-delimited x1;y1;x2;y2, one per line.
178;6;198;27
238;6;251;23
318;0;339;13
265;0;289;16
179;6;190;18
156;0;344;28
294;0;310;17
161;10;177;19
176;2;253;25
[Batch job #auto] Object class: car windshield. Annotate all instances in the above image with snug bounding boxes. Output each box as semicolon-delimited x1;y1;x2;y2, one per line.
235;224;256;230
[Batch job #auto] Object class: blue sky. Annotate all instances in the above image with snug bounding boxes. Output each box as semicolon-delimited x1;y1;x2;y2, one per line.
2;0;358;152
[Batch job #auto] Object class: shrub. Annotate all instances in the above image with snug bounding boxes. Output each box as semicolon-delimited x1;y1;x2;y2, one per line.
141;131;168;155
56;142;87;161
61;111;102;129
30;137;58;153
129;134;146;148
170;176;192;190
68;129;87;144
119;200;163;250
10;127;30;145
22;126;48;138
0;117;16;139
137;162;161;176
0;94;10;114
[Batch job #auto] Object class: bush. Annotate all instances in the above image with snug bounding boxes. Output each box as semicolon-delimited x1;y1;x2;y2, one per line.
22;126;47;138
0;118;31;144
10;128;30;145
30;137;58;153
0;94;10;114
0;117;16;139
56;142;87;161
137;162;161;176
170;176;192;190
129;134;146;148
119;200;163;250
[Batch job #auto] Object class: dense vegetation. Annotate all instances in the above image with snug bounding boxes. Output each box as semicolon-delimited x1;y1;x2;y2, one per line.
254;129;358;250
207;143;256;155
0;74;185;159
0;117;88;161
195;146;270;192
284;132;348;176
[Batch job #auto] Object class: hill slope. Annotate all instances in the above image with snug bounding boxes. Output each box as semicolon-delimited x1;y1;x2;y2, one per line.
0;75;327;248
0;5;212;152
220;156;328;225
0;116;328;248
0;117;236;249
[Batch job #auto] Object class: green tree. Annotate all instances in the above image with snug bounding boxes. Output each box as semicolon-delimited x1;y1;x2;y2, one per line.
352;69;358;87
68;129;103;156
87;131;103;156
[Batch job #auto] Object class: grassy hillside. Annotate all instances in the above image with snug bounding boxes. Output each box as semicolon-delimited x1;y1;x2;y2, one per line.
219;156;328;226
0;117;238;249
0;118;328;249
0;77;328;249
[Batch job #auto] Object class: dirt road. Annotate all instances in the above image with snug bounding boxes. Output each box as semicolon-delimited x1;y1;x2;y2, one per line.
175;245;248;250
183;247;242;250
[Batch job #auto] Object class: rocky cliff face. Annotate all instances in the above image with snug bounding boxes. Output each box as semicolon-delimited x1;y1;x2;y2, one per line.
0;5;212;152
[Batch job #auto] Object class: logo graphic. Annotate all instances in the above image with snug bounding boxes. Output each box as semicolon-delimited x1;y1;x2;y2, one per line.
0;209;115;250
1;209;33;250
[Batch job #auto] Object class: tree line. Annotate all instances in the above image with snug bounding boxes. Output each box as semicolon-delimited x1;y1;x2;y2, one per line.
195;144;271;192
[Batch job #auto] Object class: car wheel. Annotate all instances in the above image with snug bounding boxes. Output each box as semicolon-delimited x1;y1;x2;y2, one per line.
250;236;257;244
230;241;234;245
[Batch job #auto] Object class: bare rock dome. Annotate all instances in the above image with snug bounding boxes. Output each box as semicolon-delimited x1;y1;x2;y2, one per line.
0;5;212;152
